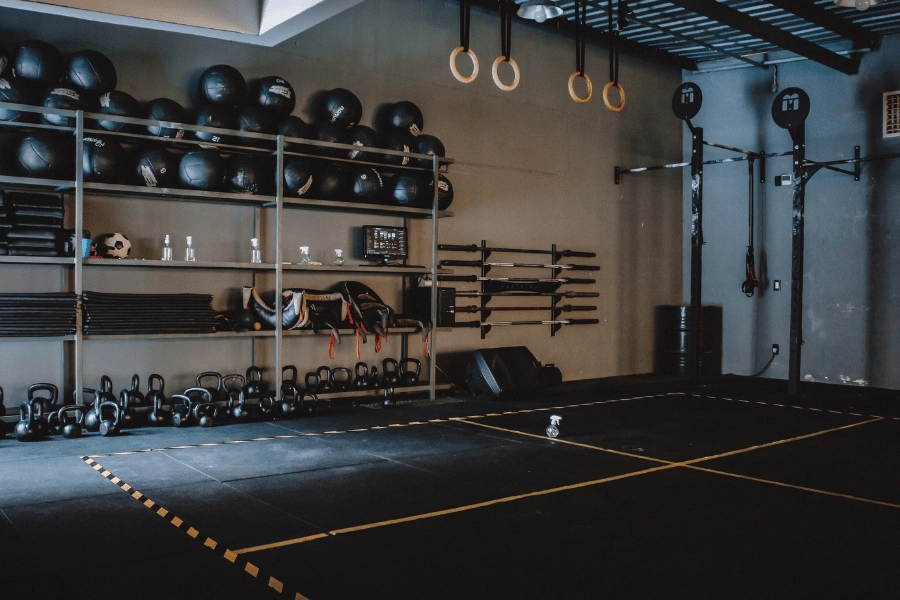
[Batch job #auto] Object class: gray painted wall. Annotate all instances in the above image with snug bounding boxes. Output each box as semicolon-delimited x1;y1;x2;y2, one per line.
683;35;900;390
0;0;683;399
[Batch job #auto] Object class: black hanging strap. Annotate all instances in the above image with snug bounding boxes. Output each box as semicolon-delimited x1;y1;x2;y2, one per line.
500;0;512;61
742;158;760;297
608;0;620;84
576;0;586;75
460;0;471;53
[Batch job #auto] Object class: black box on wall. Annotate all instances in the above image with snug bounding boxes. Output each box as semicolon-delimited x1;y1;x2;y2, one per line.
406;285;455;327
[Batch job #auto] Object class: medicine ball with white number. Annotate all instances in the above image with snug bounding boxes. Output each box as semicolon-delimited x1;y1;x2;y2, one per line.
389;173;426;207
194;104;235;144
312;165;348;200
41;87;83;127
237;105;275;136
283;157;314;197
67;50;117;96
347;125;383;162
15;133;69;179
381;133;413;166
426;174;454;210
322;88;362;128
0;77;37;122
225;154;260;194
179;149;225;191
134;146;176;188
82;136;125;183
198;65;246;107
146;98;187;138
12;40;65;87
94;90;140;133
413;134;445;169
315;121;350;158
349;167;384;204
251;76;295;116
386;101;423;136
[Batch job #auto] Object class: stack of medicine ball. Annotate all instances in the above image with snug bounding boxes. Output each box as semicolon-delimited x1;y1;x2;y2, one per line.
0;39;452;208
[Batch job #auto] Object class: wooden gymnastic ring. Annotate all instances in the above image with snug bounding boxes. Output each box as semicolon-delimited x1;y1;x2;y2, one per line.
450;46;479;83
603;81;626;112
568;72;592;104
492;56;520;92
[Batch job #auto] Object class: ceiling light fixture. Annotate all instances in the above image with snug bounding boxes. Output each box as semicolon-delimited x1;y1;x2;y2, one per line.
517;0;565;23
834;0;882;11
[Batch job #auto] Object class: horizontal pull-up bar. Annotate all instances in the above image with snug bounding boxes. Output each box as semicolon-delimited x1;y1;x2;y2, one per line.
615;150;793;184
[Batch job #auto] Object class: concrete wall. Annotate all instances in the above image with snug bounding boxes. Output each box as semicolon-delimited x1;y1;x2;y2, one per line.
683;35;900;390
0;0;683;398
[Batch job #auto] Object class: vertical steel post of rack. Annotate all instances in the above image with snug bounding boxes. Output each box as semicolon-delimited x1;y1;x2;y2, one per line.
688;128;704;385
275;135;284;393
428;154;440;400
74;110;85;405
788;125;806;395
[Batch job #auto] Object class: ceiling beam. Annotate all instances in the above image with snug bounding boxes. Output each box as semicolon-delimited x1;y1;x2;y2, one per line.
664;0;858;75
467;0;698;72
763;0;881;50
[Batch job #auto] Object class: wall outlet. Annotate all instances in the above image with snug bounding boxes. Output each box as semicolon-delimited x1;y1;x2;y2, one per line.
774;280;781;291
772;344;779;355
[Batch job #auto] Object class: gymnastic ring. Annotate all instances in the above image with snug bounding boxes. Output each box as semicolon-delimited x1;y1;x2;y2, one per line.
492;56;520;92
568;72;593;104
603;81;626;112
450;46;479;83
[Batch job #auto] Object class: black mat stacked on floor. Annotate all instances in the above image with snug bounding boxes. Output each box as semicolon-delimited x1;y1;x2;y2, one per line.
0;292;78;336
82;291;218;335
0;191;67;256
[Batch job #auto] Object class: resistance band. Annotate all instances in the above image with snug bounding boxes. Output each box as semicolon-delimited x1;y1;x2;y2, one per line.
492;0;520;91
604;0;626;112
742;158;760;297
568;0;593;103
451;0;479;83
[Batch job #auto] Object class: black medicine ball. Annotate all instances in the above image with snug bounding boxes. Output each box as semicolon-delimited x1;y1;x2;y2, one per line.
381;133;413;166
146;98;187;138
349;167;384;204
194;104;235;144
15;133;70;179
312;165;348;200
42;87;83;127
198;64;246;107
237;105;275;136
67;50;117;95
95;90;140;133
135;146;176;188
225;154;260;194
322;88;362;128
0;77;37;122
0;42;9;77
390;173;426;207
315;121;350;158
12;40;65;87
278;115;312;152
179;149;225;191
427;174;454;210
82;136;125;183
251;76;295;116
283;157;314;197
347;125;383;162
386;101;423;136
413;134;445;169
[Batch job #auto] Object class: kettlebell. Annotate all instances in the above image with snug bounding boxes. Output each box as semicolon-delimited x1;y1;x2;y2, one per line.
98;375;116;403
98;400;121;437
282;365;299;395
197;372;227;404
170;394;191;427
0;385;6;417
331;367;351;392
315;366;332;393
118;388;135;428
83;389;102;433
279;385;299;419
224;374;249;421
184;387;216;427
146;374;170;425
370;366;382;389
244;366;265;399
301;392;318;413
304;371;320;392
381;358;400;387
15;401;39;442
28;383;58;437
399;358;421;387
353;362;369;390
128;374;146;407
58;405;84;439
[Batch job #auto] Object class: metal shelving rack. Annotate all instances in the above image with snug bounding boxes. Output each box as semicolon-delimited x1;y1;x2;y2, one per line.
0;101;454;409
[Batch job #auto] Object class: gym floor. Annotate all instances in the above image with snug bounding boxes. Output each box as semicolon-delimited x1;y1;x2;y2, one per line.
2;375;899;599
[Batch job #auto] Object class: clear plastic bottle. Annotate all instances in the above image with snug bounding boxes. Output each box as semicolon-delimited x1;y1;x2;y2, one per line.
546;415;561;438
298;246;311;265
250;238;261;264
161;234;173;261
333;248;344;266
185;236;195;261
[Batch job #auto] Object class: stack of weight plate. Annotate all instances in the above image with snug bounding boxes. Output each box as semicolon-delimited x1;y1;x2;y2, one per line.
0;191;67;257
0;292;78;336
82;291;217;335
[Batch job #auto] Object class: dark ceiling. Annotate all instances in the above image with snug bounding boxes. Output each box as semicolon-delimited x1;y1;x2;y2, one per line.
472;0;900;74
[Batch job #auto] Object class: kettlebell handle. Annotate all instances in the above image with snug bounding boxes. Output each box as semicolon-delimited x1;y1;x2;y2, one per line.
28;382;59;409
196;372;223;389
148;374;165;393
100;375;113;393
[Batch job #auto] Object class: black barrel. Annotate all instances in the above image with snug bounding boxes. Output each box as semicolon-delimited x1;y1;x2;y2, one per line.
654;305;722;377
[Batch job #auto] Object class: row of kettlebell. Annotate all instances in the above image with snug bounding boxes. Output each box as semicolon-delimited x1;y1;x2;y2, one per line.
305;358;422;394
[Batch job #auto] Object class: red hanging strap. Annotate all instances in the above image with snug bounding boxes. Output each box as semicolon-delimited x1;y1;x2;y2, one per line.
328;332;336;360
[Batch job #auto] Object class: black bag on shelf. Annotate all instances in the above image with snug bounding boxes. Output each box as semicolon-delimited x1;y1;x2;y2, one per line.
333;280;393;339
